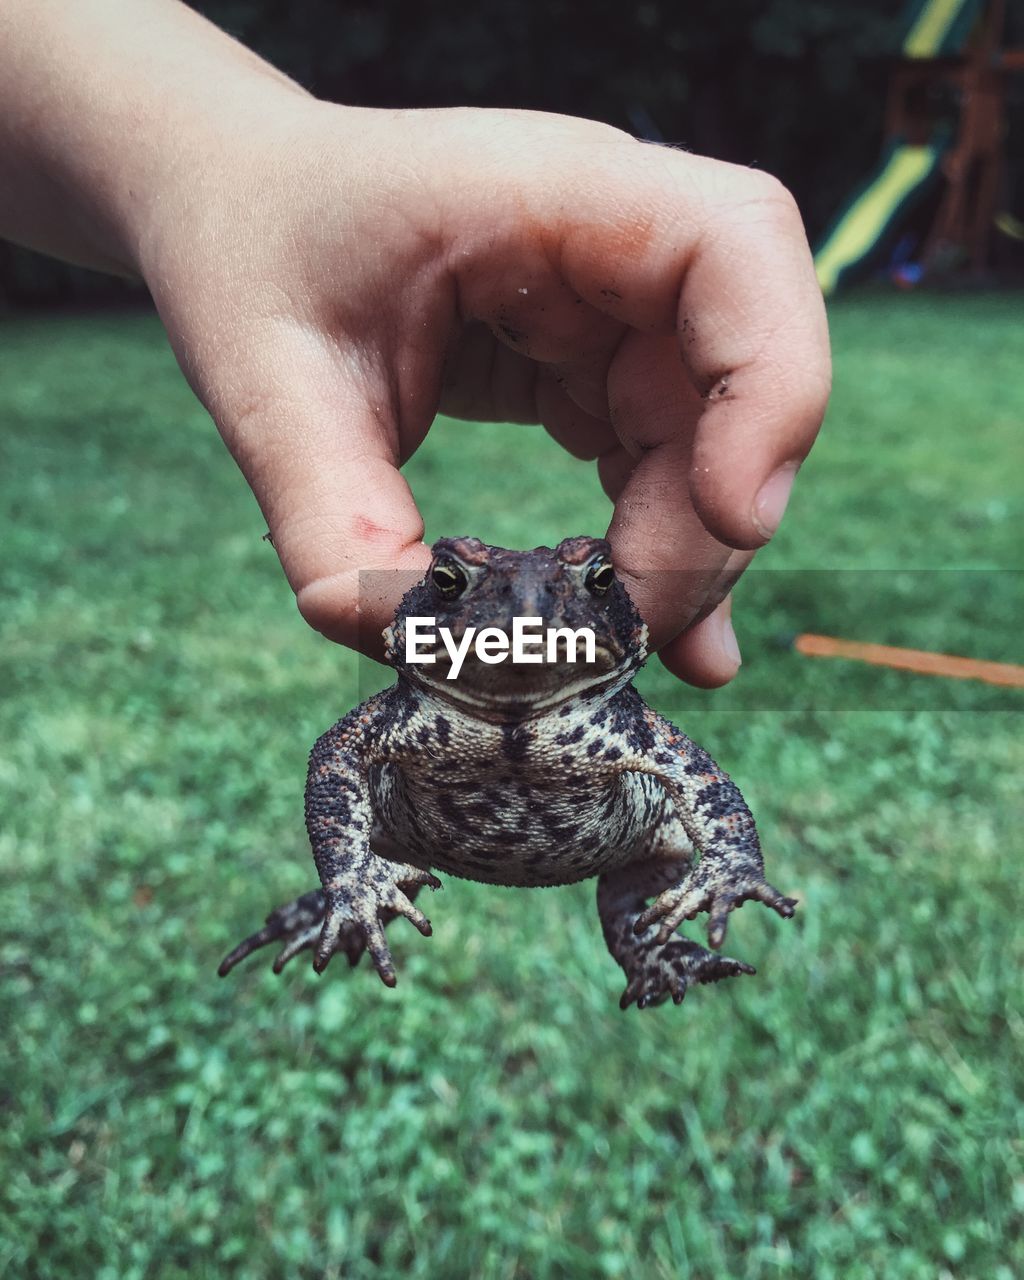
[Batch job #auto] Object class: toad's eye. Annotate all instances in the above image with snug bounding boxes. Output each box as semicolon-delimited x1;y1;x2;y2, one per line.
431;557;468;598
584;556;615;596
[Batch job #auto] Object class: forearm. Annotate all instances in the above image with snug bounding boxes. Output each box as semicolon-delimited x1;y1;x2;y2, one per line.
0;0;308;276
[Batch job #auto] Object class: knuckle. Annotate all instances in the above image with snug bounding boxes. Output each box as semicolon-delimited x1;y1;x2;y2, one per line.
743;168;801;220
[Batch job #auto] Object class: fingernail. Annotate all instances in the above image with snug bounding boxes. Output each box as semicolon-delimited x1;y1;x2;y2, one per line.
720;615;742;669
753;462;799;539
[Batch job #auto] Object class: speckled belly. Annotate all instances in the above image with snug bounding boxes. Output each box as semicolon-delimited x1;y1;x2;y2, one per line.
368;763;668;887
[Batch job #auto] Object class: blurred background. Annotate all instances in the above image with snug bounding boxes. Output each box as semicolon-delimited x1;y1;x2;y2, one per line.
1;3;1022;1279
2;0;1023;307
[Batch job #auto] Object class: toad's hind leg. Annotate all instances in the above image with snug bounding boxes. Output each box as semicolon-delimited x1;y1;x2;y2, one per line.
218;883;426;978
598;859;755;1010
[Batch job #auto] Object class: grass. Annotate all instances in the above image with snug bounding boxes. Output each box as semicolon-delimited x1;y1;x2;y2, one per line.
1;292;1022;1279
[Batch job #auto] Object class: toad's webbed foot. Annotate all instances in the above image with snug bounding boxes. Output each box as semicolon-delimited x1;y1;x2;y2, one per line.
314;860;441;986
219;863;441;984
634;859;797;950
619;934;755;1010
598;858;755;1011
218;888;328;977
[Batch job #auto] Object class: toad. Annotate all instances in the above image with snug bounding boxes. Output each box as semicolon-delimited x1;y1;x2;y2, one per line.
220;537;796;1009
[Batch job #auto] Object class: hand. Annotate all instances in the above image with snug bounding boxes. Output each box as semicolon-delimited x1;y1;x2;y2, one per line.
0;3;830;686
140;99;828;686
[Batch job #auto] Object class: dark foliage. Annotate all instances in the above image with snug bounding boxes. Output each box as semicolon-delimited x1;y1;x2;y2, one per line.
5;0;1019;305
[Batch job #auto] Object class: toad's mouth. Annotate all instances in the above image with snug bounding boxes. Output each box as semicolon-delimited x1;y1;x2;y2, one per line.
403;642;642;718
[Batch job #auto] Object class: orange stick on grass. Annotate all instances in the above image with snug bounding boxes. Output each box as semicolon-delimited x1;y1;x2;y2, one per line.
793;634;1024;688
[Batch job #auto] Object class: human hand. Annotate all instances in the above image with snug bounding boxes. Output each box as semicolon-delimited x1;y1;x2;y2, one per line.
0;2;829;685
139;98;828;686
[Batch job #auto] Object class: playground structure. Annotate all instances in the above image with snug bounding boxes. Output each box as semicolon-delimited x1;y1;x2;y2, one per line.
815;0;1023;295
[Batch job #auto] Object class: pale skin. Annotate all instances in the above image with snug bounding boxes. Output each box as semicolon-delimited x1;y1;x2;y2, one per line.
0;0;831;687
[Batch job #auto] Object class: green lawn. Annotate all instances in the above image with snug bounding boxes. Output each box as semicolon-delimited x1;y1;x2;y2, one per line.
1;293;1021;1279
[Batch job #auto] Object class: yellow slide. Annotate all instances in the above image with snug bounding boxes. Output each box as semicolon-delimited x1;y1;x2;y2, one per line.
902;0;980;59
813;0;979;295
814;140;946;297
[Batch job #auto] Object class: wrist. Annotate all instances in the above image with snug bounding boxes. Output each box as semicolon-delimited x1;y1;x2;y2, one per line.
124;81;319;286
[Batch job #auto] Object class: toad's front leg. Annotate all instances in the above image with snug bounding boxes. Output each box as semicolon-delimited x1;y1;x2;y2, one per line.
221;708;440;988
303;715;440;985
633;716;797;949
